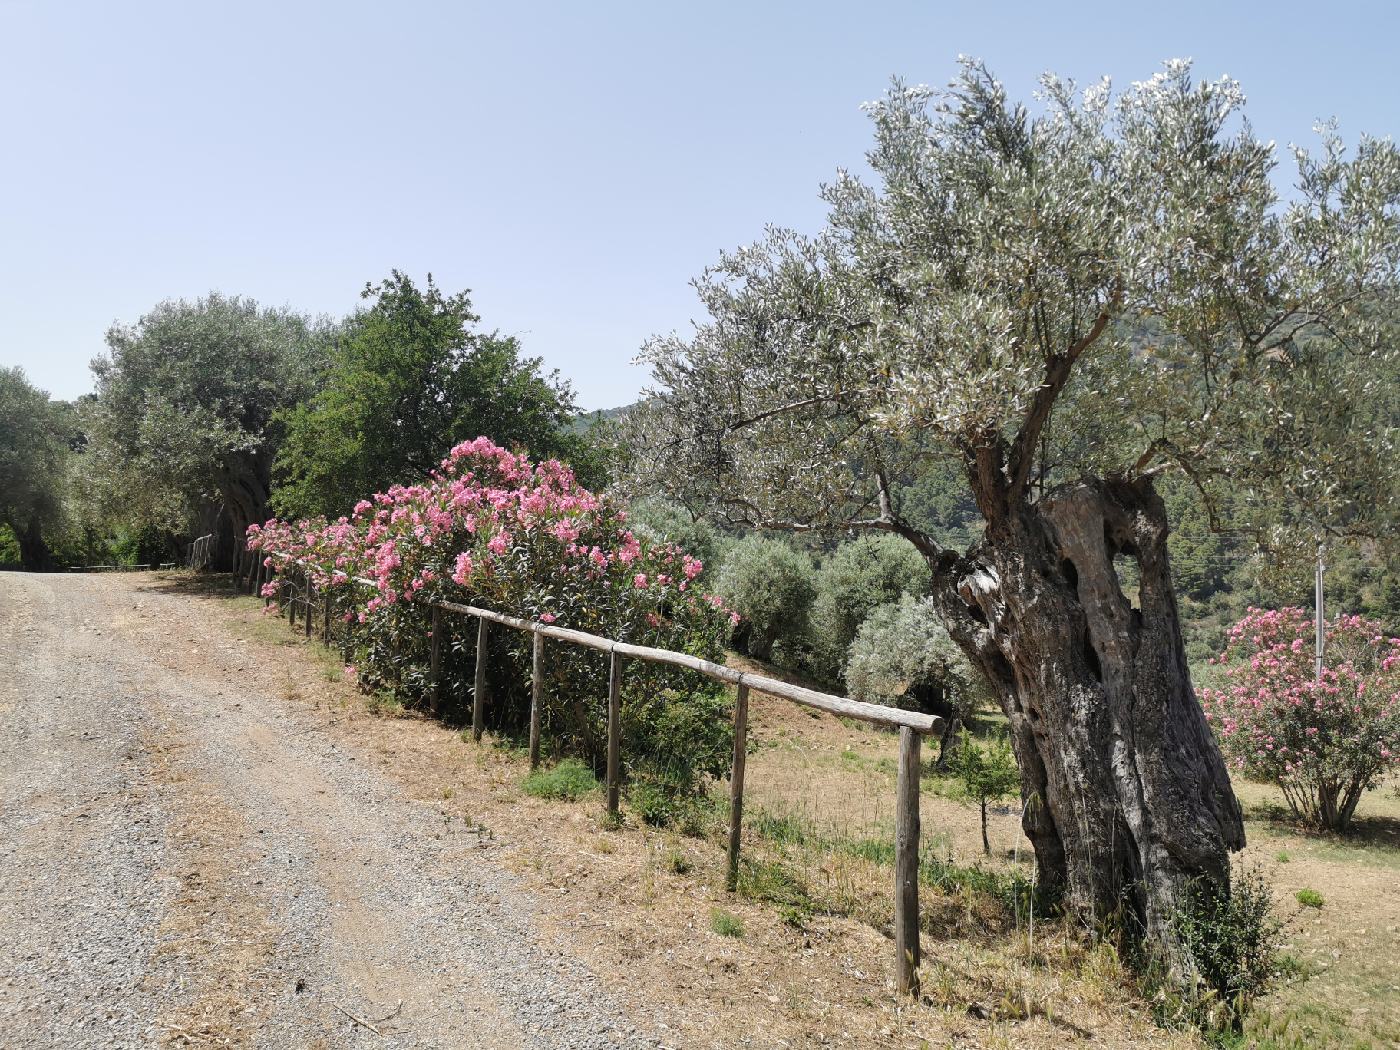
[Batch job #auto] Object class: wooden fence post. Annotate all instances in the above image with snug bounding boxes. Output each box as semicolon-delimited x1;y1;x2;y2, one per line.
322;588;331;640
726;683;750;893
287;574;297;626
429;605;442;715
303;576;313;638
471;617;489;741
606;648;622;816
264;562;273;607
529;631;544;769
895;726;922;997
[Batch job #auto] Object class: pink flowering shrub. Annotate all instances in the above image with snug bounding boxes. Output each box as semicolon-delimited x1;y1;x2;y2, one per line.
1200;607;1400;831
247;438;736;791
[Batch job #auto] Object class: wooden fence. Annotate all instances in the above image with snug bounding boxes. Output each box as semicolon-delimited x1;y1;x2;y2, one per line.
66;563;176;572
242;548;942;996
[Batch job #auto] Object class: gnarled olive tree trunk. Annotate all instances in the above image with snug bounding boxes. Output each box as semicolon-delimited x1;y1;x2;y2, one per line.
209;450;274;572
932;475;1243;966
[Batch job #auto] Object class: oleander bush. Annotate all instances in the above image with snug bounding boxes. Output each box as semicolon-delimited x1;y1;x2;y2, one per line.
247;437;736;794
1200;606;1400;831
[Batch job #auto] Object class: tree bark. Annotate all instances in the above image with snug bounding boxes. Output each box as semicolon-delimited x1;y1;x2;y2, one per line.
930;475;1243;972
12;520;55;572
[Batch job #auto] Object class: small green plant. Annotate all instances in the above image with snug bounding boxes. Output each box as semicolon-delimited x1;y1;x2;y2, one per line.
665;851;692;875
628;781;674;826
366;689;405;717
1165;867;1283;1035
521;759;599;801
778;904;811;930
1274;850;1290;863
950;731;1021;855
627;780;715;834
1295;887;1324;909
710;909;745;938
735;859;815;911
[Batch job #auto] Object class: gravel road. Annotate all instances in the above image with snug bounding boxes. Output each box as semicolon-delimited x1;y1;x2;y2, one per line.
0;571;659;1050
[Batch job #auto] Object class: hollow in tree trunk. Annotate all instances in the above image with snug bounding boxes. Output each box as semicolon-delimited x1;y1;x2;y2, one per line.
931;475;1243;975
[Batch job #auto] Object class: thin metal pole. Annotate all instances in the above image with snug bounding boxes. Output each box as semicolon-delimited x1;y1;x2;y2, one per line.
606;649;622;816
726;684;750;893
472;617;489;741
529;632;544;769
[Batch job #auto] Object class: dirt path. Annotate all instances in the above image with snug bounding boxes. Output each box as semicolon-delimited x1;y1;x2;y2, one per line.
0;571;655;1050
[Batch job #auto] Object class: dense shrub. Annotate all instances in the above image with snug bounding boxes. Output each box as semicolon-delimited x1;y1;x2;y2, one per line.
712;535;815;663
625;497;726;582
1200;607;1400;831
1166;867;1282;1035
809;534;930;680
248;438;736;793
845;595;986;766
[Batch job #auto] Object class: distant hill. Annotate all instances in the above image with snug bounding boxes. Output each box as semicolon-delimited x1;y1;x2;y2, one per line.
568;402;635;435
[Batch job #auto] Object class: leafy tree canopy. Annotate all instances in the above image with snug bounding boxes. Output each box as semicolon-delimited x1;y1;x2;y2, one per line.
0;368;72;568
88;293;322;539
272;271;598;520
625;60;1400;550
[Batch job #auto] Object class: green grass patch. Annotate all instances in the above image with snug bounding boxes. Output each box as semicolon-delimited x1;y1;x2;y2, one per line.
1294;887;1324;909
735;857;815;913
710;909;744;937
521;759;599;801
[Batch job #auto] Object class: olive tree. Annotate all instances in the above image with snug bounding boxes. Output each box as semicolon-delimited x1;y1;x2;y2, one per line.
845;595;982;768
89;294;322;565
624;61;1400;973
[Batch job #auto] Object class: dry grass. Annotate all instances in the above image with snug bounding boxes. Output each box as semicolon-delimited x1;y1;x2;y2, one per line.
159;572;1400;1050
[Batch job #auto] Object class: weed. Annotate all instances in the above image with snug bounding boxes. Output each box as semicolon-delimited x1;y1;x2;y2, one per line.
1160;866;1283;1036
1274;850;1290;863
521;758;599;801
665;851;692;875
366;690;404;717
1295;887;1324;909
735;858;815;912
710;909;744;938
441;787;455;800
778;904;810;929
627;780;716;835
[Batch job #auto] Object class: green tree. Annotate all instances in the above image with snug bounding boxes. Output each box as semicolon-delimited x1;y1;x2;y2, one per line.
624;60;1400;973
272;271;594;519
712;535;815;663
808;533;930;679
0;369;71;569
845;595;985;768
88;293;321;565
951;732;1022;856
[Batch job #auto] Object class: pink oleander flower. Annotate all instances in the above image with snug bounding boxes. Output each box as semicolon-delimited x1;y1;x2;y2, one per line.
1201;606;1400;832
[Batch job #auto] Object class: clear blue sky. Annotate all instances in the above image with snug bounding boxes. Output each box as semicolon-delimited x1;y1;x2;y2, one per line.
1;0;1394;410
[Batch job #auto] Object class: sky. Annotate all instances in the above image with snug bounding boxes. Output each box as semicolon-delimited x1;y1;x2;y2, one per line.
1;0;1395;411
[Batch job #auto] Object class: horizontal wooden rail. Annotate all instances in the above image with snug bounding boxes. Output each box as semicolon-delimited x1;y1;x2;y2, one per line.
431;599;941;733
263;551;942;734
